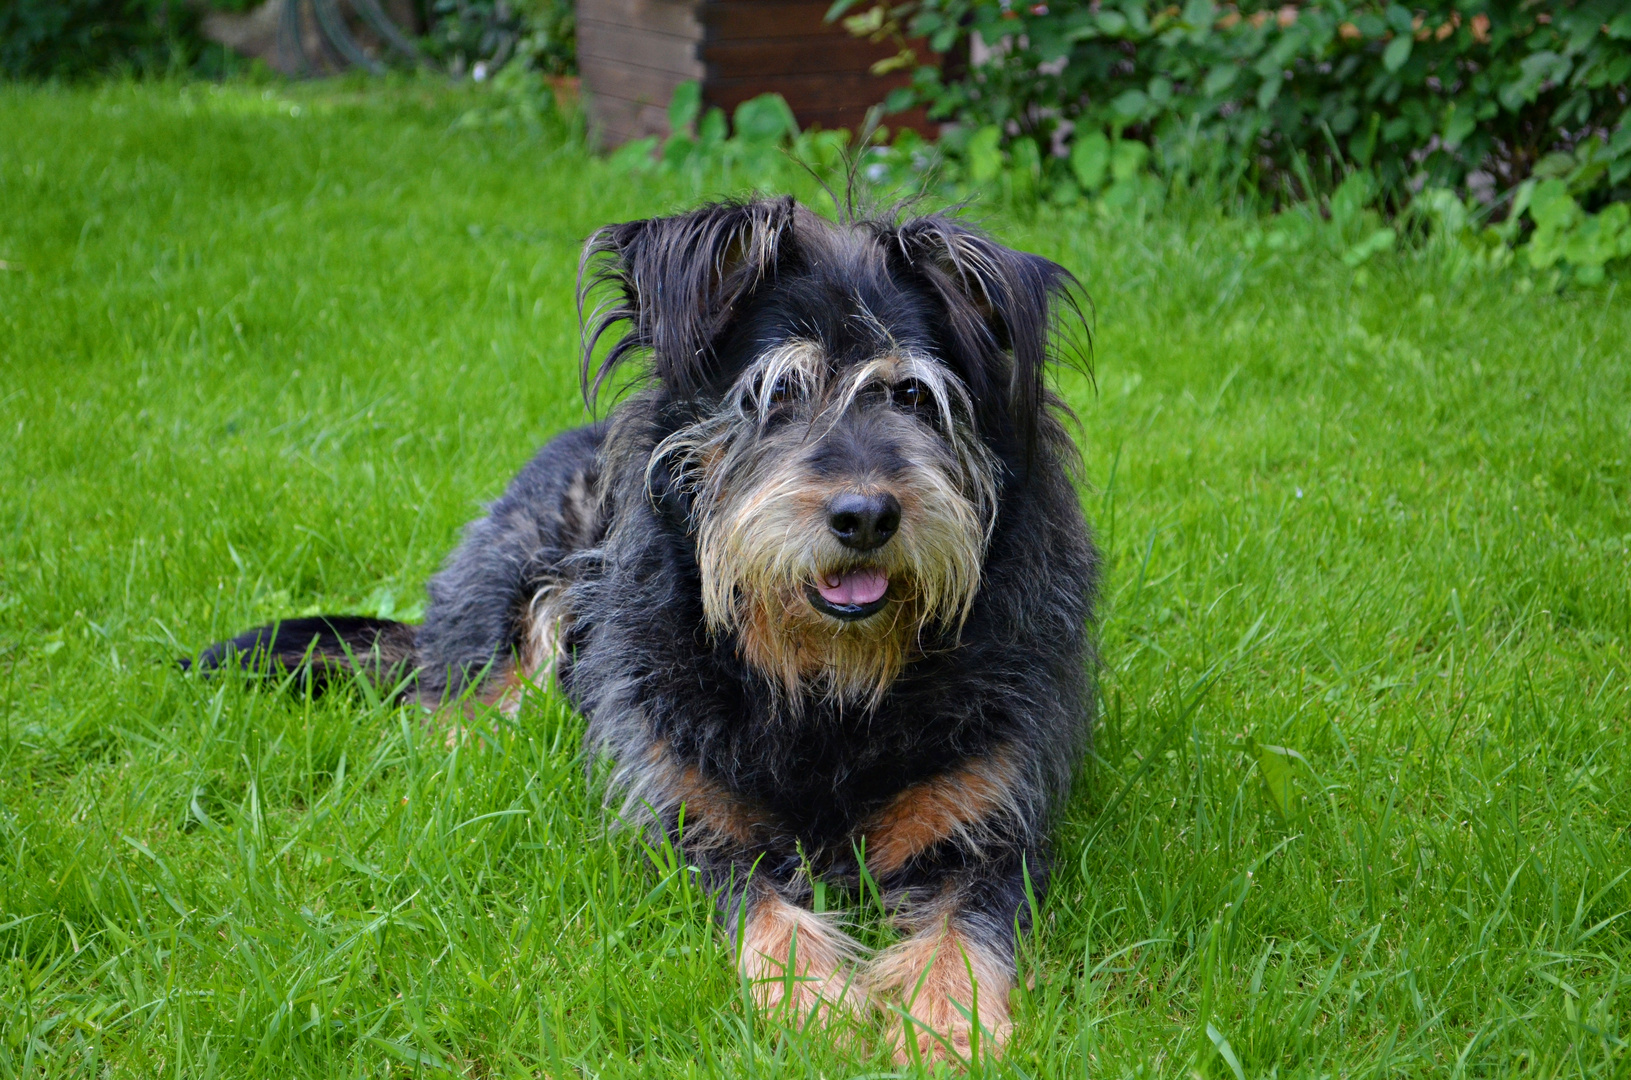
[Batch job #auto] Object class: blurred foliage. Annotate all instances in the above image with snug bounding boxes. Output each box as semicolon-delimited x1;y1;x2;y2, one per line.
419;0;574;78
418;0;510;75
607;82;856;190
1;0;573;82
511;0;575;76
615;75;1630;287
0;0;203;79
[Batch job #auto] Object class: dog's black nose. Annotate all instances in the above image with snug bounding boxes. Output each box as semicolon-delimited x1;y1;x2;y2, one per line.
827;492;901;551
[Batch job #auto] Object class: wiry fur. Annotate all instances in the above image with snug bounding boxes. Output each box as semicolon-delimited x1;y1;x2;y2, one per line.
195;197;1099;1064
652;341;996;706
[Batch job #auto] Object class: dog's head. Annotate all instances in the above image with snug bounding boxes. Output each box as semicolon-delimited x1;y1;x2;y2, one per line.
581;197;1085;705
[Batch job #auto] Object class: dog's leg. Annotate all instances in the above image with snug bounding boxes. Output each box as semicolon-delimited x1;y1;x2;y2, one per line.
627;747;871;1026
867;881;1021;1065
732;878;869;1024
856;747;1041;1063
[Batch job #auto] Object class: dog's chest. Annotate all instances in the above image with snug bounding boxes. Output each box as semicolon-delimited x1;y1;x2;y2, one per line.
684;696;973;845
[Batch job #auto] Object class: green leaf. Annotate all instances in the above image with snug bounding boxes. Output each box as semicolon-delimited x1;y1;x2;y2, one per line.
698;106;727;145
1181;0;1216;31
1070;129;1110;190
1382;34;1412;72
1111;88;1151;122
883;86;916;114
1415;188;1469;235
1605;203;1631;257
1097;9;1128;35
1329;170;1374;232
1110;138;1149;182
667;80;700;134
1343;226;1396;266
1355;13;1386;38
1207;1024;1247;1080
1101;176;1145;210
1203;64;1238;96
1010;135;1042;177
661;133;696;167
1562;210;1623;269
1443;106;1475;149
732;93;798;143
1256;75;1282;110
1528;178;1579;230
967;124;1004;183
1249;739;1310;820
606;136;659;173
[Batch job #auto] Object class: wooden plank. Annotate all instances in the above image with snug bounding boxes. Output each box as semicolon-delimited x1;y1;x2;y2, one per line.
699;1;842;40
585;91;674;145
707;69;913;106
578;21;703;78
705;71;934;135
576;0;702;40
579;16;703;59
783;106;931;134
581;57;695;104
701;36;905;79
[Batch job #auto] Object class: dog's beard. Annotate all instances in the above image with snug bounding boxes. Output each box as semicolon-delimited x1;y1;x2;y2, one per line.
649;345;998;708
689;442;988;709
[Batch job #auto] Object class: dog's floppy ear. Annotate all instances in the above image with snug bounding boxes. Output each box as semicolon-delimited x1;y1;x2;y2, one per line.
893;215;1086;443
579;197;797;401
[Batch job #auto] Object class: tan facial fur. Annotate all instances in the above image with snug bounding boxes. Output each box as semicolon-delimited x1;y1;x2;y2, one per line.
653;341;997;705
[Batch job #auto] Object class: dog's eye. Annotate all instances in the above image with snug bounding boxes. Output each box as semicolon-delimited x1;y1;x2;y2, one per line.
767;375;794;406
892;379;932;413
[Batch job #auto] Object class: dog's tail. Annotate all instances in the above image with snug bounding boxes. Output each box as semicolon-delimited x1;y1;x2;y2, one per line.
185;615;419;697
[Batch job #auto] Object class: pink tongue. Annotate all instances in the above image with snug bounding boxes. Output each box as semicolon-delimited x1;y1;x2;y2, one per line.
817;568;889;606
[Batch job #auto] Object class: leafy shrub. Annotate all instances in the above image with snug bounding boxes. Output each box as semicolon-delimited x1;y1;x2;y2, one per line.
1;0;202;79
835;0;1631;279
421;0;574;77
511;0;575;76
608;82;854;187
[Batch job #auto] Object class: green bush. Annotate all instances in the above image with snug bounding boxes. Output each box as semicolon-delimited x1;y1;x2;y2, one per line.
1;0;202;79
609;82;854;189
835;0;1631;279
512;0;575;76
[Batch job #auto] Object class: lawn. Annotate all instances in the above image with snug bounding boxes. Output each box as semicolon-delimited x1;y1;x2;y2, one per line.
1;79;1628;1079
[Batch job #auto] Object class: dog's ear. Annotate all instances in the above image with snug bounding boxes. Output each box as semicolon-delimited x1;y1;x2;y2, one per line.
893;216;1086;443
579;197;798;401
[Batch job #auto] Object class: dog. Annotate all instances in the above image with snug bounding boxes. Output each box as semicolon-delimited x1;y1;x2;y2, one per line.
195;196;1099;1062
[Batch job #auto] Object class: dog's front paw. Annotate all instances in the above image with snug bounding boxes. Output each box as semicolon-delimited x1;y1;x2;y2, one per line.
867;924;1013;1066
740;891;870;1027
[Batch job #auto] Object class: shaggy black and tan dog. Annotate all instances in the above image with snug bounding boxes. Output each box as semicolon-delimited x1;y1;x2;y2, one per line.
197;197;1098;1061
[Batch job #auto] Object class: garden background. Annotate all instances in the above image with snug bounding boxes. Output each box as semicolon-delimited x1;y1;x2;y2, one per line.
2;3;1630;1077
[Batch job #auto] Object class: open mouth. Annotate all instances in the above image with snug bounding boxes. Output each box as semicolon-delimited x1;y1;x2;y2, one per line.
806;567;890;621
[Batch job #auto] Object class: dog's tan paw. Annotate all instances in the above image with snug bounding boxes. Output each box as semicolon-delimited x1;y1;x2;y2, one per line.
739;890;870;1026
868;923;1013;1066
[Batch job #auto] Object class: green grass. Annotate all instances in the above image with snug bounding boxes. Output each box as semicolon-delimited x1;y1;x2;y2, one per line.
2;78;1629;1079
